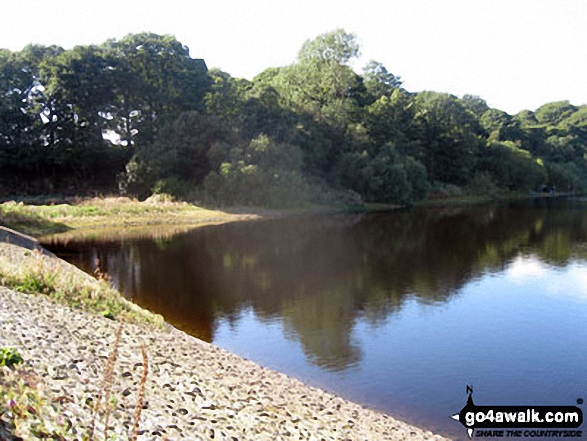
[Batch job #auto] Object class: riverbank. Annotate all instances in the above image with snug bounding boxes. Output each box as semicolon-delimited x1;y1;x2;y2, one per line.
0;233;450;440
2;192;577;239
0;195;276;237
0;196;346;239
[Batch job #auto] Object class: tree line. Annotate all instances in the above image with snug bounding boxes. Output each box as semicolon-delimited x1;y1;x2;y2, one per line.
1;30;586;206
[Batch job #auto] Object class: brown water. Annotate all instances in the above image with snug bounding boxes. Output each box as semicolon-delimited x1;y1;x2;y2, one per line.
43;198;587;440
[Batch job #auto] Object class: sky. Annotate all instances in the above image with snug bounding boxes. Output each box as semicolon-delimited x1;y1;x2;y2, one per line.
1;0;586;115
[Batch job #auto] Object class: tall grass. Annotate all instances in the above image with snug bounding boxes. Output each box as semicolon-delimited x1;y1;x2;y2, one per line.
0;246;163;327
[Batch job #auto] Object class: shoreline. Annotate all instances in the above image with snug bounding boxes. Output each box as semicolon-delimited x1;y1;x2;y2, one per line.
2;192;581;240
0;233;451;440
0;196;349;239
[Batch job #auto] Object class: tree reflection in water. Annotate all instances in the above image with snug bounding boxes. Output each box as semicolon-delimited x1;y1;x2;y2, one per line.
43;198;587;370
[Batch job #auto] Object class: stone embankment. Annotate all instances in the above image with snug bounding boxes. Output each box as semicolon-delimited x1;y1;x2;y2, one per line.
0;230;450;440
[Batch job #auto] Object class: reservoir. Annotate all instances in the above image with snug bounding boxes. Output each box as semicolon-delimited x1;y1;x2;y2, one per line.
42;198;587;440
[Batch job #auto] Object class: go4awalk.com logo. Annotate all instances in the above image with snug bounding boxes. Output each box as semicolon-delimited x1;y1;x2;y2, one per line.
451;386;583;439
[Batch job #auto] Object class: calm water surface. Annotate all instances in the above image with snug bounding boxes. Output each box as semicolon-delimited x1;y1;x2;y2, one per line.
43;199;587;440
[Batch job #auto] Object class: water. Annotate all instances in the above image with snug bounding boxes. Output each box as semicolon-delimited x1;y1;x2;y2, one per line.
42;198;587;439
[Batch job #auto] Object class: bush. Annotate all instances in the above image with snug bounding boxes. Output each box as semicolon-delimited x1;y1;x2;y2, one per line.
151;178;193;199
546;162;587;192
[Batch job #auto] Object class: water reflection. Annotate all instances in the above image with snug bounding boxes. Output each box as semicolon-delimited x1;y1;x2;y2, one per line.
43;199;587;372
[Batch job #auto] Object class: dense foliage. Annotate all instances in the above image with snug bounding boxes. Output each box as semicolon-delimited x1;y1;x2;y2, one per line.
1;30;586;205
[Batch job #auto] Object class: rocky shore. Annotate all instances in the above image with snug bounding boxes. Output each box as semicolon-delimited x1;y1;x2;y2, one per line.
0;236;450;440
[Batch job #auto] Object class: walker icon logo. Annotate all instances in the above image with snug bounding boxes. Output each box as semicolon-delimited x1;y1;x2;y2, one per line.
451;386;583;439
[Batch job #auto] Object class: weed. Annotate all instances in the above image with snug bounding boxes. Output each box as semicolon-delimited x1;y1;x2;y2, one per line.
0;367;70;439
131;344;149;441
90;320;124;441
0;348;23;368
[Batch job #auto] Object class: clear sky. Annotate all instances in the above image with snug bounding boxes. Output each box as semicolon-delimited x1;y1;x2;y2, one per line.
1;0;585;115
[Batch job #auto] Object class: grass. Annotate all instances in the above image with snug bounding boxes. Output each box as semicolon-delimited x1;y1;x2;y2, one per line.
0;195;255;237
0;204;71;236
0;245;163;328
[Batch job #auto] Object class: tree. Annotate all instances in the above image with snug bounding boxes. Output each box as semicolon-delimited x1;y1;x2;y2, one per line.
259;30;367;175
298;28;360;64
478;141;546;191
106;33;210;145
546;162;586;192
412;92;483;184
364;89;415;148
202;134;308;206
263;29;364;123
362;60;402;100
0;49;42;181
479;108;525;142
204;69;250;121
534;101;577;125
335;142;429;204
461;94;490;117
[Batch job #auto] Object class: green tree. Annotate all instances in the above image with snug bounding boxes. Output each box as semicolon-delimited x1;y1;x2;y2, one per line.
364;89;416;148
546;162;586;192
0;49;42;182
412;92;483;184
534;101;577;125
107;33;210;145
478;141;546;191
362;60;402;101
265;30;365;126
204;69;250;122
202;134;308;206
479;108;526;142
461;94;490;117
259;29;367;176
336;142;429;204
298;28;360;64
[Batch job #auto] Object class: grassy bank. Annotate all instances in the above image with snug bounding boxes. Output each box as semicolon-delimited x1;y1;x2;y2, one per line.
0;242;163;327
0;195;262;237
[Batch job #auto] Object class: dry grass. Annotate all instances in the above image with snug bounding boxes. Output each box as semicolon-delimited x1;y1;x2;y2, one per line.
0;196;254;237
90;320;124;441
0;245;163;327
131;344;149;441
